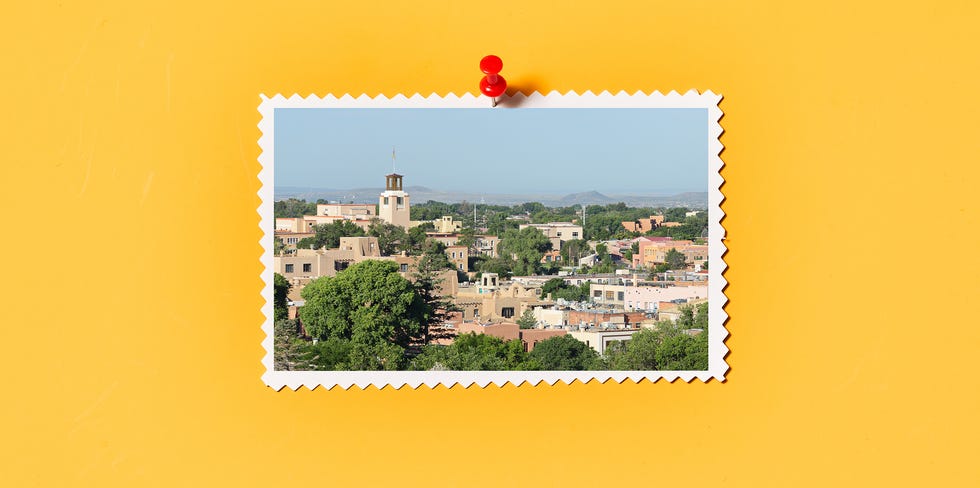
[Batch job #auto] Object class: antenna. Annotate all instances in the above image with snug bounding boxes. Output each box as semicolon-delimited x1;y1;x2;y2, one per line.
391;146;396;173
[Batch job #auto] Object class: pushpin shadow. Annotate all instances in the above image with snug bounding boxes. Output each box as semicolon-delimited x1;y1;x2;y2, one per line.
495;75;546;108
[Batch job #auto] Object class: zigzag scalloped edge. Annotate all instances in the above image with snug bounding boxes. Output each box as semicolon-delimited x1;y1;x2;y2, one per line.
258;90;728;391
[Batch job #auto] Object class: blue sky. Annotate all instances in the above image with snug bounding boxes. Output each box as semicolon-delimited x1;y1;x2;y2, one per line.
274;107;708;195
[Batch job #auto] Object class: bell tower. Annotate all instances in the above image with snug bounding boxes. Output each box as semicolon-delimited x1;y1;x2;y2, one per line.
379;173;410;228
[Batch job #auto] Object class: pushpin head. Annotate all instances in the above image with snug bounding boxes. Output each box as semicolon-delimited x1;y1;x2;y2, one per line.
480;75;507;97
480;55;503;75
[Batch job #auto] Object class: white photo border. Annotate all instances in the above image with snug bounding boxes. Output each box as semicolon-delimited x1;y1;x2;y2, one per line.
258;90;728;390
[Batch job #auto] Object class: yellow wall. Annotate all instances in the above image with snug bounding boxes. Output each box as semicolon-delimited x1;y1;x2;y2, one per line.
2;1;979;486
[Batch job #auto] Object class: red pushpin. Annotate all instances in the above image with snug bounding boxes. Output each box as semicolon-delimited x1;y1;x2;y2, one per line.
479;55;507;107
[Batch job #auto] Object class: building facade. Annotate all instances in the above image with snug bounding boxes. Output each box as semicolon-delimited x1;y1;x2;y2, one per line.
569;329;639;355
518;222;583;250
433;215;463;233
446;245;469;273
315;203;376;219
632;237;708;270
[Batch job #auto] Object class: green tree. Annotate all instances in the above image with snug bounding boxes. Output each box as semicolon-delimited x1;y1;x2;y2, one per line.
347;341;406;370
562;239;587;263
498;226;552;276
595;242;608;259
299;260;427;349
603;310;709;371
664;207;689;222
541;278;567;297
517;309;537;329
412;241;458;345
486;212;520;236
367;219;408;255
541;278;591;302
410;333;531;371
528;335;601;370
665;248;687;270
418;240;453;271
274;198;317;218
397;226;428;255
273;273;291;321
476;256;514;279
301;337;354;371
273;319;309;371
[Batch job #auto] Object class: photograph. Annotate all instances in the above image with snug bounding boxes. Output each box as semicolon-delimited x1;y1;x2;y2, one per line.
261;92;725;386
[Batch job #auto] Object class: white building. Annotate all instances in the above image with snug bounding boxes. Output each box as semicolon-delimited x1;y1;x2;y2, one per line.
569;329;639;355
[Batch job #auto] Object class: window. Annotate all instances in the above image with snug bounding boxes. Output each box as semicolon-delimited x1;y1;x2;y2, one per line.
303;263;312;273
501;307;515;318
605;291;614;300
334;261;350;272
572;232;579;237
287;237;298;244
285;264;294;273
383;197;389;205
396;196;404;207
458;263;463;270
557;232;562;237
617;291;624;301
400;263;408;273
593;290;601;298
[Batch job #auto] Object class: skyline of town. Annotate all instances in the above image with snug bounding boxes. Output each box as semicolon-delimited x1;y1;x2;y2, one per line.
272;169;713;372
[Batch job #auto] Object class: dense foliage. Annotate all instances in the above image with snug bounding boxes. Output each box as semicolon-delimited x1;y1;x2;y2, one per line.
496;226;553;276
274;198;319;218
410;333;532;370
528;335;602;370
299;260;428;349
603;302;709;370
274;273;291;321
540;278;591;302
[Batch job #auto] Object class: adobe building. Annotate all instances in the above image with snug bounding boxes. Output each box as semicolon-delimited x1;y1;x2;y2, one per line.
275;231;315;251
456;322;520;342
433;215;463;233
446;245;469;273
519;222;583;251
273;236;458;300
315;203;375;219
453;273;551;322
622;215;665;233
632;237;708;270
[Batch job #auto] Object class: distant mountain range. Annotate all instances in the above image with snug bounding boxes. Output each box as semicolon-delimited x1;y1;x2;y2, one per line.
275;186;707;209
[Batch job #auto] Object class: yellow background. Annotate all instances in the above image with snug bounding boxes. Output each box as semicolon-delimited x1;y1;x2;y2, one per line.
2;1;978;485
